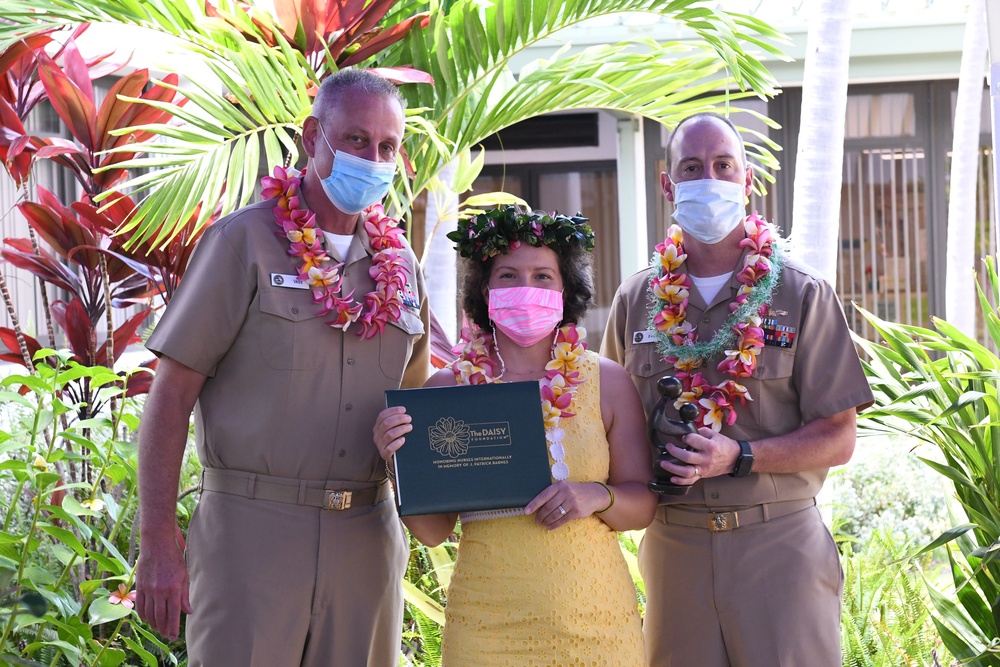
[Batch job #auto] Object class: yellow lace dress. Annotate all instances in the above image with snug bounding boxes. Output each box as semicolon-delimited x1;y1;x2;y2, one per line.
441;351;644;667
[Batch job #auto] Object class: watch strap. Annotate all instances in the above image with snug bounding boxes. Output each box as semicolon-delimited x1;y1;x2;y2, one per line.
730;439;754;477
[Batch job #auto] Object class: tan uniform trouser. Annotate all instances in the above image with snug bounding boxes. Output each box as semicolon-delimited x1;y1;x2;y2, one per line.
639;504;843;667
185;489;408;667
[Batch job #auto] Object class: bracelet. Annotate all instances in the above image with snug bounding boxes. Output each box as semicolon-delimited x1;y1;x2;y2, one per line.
385;461;396;487
595;482;614;514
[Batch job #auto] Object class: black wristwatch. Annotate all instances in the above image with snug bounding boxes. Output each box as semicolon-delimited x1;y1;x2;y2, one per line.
730;440;755;477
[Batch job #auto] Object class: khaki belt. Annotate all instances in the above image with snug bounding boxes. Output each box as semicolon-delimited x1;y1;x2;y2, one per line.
201;468;391;511
663;497;816;532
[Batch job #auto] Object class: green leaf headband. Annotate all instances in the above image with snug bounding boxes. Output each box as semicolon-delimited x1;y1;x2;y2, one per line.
447;205;595;261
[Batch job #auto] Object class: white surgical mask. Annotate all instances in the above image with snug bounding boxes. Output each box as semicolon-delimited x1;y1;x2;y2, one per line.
669;178;746;244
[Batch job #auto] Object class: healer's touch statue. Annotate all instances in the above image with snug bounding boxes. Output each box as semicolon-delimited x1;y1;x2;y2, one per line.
647;376;698;496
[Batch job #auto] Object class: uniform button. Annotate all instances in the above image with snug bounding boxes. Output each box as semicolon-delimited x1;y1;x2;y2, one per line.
711;492;720;500
345;403;353;411
643;363;651;371
338;449;347;457
347;357;355;365
290;307;299;314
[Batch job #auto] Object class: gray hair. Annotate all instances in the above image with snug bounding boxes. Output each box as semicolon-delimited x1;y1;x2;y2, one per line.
313;69;405;121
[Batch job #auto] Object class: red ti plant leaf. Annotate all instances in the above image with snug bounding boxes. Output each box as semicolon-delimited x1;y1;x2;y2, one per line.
94;71;183;189
57;38;95;108
69;198;142;284
94;307;150;368
19;188;103;271
0;326;42;367
50;297;96;365
326;0;398;59
33;138;83;162
0;32;57;118
0;109;36;187
87;194;208;303
1;237;81;294
123;357;158;397
35;49;97;153
339;13;431;68
16;188;141;294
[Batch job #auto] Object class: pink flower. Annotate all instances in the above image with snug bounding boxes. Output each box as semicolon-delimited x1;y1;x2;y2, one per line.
698;393;736;432
261;166;294;199
364;213;405;251
109;584;136;609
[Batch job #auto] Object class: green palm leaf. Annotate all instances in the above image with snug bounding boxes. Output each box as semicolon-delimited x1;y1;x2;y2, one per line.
1;0;786;250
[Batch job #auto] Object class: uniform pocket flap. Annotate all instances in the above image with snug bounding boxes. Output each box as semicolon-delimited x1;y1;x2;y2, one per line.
259;288;322;323
624;342;670;379
387;308;424;336
754;349;794;379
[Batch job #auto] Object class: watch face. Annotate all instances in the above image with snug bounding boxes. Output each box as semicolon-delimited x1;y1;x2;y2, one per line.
734;455;754;477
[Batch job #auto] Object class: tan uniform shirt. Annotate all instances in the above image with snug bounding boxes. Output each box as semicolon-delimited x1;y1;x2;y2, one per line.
601;248;874;508
146;199;431;481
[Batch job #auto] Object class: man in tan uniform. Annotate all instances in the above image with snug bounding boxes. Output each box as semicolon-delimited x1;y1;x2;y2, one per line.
601;112;873;667
135;69;430;667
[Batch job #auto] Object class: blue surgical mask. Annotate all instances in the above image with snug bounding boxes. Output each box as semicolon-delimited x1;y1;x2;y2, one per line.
317;126;396;214
669;177;746;245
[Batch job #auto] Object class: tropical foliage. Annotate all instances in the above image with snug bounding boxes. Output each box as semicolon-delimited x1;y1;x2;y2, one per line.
0;30;205;665
854;257;1000;665
828;437;951;551
839;528;955;667
0;357;196;666
0;0;786;249
1;0;788;663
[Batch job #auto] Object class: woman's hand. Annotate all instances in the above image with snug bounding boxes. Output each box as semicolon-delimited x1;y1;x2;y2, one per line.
524;480;612;530
373;406;412;461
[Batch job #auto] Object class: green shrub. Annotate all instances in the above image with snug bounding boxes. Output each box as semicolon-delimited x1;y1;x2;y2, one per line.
840;528;956;667
0;352;195;666
854;257;1000;665
829;436;952;551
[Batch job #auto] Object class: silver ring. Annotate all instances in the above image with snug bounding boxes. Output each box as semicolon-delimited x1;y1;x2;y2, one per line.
694;467;700;477
557;505;567;516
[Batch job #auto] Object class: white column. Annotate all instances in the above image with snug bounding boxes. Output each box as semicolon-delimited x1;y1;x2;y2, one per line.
986;1;1000;247
616;116;648;281
422;162;459;342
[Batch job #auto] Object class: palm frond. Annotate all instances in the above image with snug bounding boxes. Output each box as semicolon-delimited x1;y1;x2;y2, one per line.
2;0;786;252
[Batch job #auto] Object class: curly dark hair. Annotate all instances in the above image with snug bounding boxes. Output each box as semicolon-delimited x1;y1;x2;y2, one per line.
459;240;595;334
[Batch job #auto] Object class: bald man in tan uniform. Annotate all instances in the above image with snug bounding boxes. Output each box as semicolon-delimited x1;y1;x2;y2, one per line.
135;69;430;667
601;113;873;667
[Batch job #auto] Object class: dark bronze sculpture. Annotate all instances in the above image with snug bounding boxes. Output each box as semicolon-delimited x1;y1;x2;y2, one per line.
647;376;699;495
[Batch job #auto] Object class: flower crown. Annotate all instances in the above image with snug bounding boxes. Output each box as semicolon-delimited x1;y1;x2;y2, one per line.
447;205;595;261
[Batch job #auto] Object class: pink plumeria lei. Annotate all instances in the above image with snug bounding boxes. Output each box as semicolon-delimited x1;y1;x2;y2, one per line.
261;166;410;339
647;212;784;431
452;324;587;481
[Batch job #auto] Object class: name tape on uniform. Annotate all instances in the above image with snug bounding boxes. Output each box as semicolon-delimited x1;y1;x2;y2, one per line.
631;330;659;345
270;273;309;290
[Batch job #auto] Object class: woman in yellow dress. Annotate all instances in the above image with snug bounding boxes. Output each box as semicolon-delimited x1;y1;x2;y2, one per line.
374;205;657;666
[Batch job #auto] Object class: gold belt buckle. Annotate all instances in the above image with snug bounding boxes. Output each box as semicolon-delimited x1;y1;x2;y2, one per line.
708;511;739;532
325;490;352;510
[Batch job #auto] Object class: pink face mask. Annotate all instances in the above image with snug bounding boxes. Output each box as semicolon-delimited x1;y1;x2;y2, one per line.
488;286;564;347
